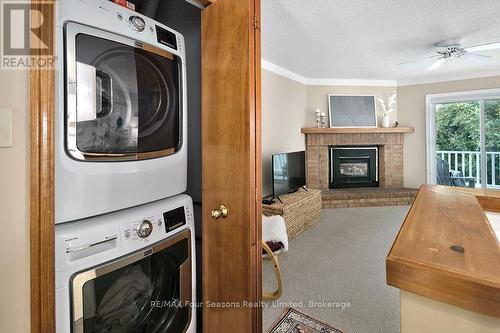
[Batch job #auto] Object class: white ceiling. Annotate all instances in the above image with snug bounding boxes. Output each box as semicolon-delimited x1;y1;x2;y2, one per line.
262;0;500;85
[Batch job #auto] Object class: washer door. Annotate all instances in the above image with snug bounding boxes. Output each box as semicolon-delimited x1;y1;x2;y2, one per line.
71;230;192;333
65;23;182;161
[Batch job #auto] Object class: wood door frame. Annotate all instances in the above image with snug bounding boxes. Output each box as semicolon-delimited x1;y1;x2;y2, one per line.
27;1;256;332
30;0;56;332
253;0;263;329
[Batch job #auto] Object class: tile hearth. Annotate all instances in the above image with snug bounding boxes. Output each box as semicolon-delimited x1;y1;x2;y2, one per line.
322;187;417;208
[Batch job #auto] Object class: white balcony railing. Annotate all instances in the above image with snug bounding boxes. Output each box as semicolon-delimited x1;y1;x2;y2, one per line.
437;150;500;188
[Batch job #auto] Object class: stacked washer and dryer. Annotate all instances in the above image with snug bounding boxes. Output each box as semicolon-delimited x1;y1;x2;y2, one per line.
54;0;196;332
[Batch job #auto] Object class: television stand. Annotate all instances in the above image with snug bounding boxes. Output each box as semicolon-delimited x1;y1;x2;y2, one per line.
262;188;321;240
262;197;276;205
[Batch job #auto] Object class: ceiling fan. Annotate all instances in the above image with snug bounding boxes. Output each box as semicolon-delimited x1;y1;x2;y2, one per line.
399;41;500;70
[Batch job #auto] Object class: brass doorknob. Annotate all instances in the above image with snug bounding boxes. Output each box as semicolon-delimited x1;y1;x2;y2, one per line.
211;205;229;219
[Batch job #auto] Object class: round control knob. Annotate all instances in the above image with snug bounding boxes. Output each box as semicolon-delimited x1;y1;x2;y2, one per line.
137;220;153;238
129;15;145;32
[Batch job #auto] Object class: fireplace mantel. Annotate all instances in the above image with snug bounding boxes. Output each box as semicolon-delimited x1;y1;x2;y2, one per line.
301;127;414;134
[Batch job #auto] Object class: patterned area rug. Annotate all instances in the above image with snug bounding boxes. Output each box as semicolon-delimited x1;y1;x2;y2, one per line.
269;308;344;333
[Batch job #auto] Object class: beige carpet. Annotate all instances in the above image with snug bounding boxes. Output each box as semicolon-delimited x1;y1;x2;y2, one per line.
262;206;410;333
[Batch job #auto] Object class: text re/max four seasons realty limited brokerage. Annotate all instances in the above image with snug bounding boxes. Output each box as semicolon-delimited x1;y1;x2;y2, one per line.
150;300;352;310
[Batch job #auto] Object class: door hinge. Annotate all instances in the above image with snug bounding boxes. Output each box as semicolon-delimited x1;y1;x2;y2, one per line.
253;16;260;30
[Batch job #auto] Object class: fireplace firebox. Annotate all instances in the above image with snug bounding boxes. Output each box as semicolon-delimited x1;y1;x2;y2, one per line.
329;146;378;188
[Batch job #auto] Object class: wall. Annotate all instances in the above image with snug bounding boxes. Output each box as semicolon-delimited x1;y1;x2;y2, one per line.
261;69;308;197
306;85;397;127
398;76;500;188
0;70;30;333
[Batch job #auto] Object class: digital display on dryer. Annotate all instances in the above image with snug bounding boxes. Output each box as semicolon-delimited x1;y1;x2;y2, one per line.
156;25;177;50
163;206;186;232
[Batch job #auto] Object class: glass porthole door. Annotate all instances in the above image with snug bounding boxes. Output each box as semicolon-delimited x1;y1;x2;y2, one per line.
65;23;182;161
71;230;192;333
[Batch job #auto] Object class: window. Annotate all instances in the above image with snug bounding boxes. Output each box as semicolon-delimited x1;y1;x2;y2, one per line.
426;89;500;189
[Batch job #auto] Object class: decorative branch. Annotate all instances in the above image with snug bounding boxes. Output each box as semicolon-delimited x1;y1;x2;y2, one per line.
377;91;397;116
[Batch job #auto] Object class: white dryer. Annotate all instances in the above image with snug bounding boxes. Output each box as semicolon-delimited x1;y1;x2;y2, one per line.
55;194;196;333
55;0;188;223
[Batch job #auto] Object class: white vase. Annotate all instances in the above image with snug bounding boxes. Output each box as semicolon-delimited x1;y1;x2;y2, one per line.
381;115;390;128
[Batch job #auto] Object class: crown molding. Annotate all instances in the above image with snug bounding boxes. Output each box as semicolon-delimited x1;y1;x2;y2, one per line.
307;78;397;86
262;59;500;87
397;70;500;86
262;60;396;86
261;60;309;85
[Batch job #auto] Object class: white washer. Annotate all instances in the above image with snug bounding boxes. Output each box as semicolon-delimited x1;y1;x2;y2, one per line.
55;194;196;333
55;0;188;223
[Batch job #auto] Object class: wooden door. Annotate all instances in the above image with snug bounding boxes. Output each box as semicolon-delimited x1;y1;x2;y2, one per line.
201;0;262;331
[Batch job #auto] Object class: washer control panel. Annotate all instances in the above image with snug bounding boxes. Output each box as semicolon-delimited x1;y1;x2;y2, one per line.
56;194;193;281
120;195;193;251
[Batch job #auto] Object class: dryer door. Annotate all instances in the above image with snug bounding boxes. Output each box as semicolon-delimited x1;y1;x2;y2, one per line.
71;230;192;333
65;23;182;161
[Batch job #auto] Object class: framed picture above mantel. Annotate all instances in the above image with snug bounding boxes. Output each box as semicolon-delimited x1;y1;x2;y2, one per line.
328;94;378;128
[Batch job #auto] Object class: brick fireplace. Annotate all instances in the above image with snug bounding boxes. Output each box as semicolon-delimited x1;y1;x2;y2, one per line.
302;127;417;208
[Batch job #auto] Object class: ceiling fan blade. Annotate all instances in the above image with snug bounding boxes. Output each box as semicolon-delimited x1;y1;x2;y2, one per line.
464;42;500;52
428;58;446;70
398;54;438;65
463;52;493;66
465;52;492;59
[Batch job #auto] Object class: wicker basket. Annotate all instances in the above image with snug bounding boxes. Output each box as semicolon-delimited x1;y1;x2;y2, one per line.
263;188;322;240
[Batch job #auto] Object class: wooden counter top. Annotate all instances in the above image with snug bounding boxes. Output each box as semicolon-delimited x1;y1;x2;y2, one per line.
386;185;500;318
301;127;414;134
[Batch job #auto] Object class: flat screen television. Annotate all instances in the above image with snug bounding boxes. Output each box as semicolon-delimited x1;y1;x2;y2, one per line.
272;151;306;198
